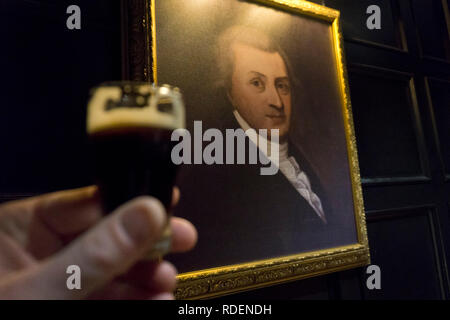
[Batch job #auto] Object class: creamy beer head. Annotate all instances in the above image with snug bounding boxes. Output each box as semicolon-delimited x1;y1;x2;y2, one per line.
87;82;185;134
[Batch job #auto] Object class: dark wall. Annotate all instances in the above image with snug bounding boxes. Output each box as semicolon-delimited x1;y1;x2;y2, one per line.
1;0;449;300
0;0;122;197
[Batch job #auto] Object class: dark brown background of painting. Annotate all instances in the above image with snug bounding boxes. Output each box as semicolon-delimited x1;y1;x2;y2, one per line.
155;0;357;271
1;0;450;299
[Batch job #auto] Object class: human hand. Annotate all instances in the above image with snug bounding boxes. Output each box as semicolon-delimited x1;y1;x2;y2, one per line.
0;186;197;299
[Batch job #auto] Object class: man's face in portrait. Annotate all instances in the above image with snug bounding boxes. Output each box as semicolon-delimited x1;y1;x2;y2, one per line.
228;42;292;142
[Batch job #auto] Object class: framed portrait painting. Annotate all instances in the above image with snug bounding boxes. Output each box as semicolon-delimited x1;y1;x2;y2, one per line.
123;0;370;299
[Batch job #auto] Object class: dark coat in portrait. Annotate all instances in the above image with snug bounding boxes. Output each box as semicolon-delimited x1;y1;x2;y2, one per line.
169;92;346;273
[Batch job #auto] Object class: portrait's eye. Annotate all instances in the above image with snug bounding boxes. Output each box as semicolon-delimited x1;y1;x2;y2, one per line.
249;77;265;92
276;80;291;95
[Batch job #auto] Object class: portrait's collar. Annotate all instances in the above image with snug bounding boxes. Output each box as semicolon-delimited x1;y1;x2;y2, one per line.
232;110;288;160
233;109;252;133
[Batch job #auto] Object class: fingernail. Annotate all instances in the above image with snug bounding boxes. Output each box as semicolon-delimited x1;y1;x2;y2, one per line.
121;198;166;245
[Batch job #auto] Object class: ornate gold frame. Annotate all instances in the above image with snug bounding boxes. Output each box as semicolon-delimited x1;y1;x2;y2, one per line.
125;0;370;299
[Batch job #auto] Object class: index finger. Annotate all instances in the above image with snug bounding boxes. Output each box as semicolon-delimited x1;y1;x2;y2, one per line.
31;186;183;238
32;186;103;236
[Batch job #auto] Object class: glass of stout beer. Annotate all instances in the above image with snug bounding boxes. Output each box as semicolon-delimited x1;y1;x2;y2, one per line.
87;82;185;259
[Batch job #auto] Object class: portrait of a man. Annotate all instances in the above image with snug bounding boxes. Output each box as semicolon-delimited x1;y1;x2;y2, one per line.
215;25;326;224
156;0;359;273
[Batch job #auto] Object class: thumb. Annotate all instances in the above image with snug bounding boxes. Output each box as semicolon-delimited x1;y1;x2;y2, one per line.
2;196;166;299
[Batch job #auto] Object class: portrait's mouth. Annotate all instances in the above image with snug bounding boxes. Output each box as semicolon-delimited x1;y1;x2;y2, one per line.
266;114;286;119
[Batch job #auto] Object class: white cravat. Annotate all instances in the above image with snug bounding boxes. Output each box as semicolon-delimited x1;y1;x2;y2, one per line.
233;110;327;223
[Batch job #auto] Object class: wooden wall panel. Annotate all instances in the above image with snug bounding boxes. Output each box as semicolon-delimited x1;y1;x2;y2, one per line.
363;207;445;299
326;0;405;50
425;78;450;180
348;66;429;185
411;0;450;61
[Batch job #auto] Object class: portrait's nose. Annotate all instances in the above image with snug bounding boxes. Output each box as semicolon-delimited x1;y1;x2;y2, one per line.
266;84;283;110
